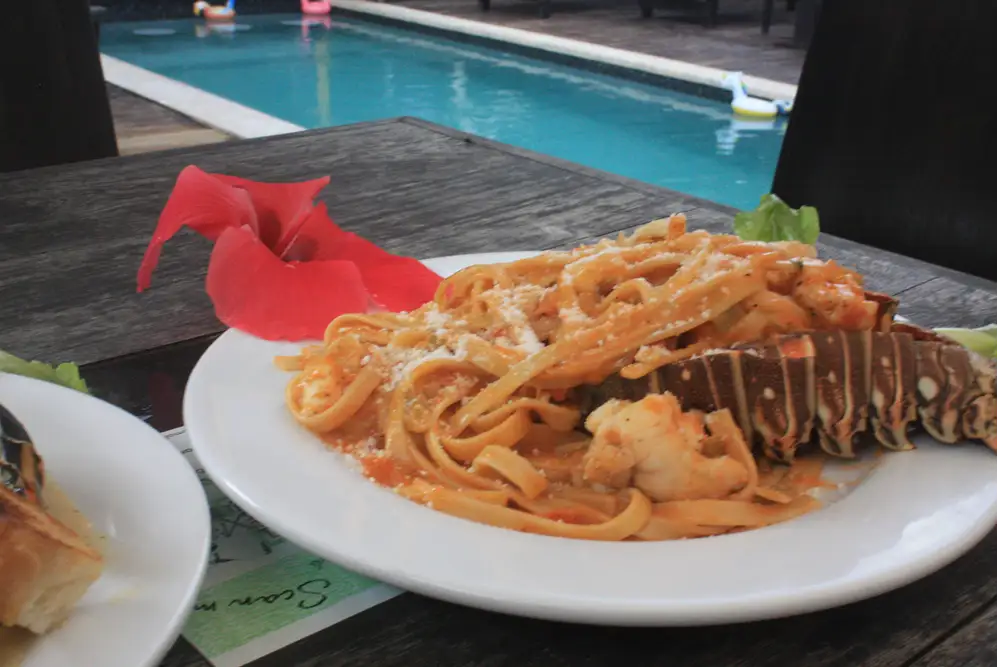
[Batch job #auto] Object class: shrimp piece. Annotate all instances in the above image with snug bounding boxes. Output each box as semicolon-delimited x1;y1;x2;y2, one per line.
685;290;811;348
722;293;805;343
579;400;634;488
581;394;750;502
792;261;878;330
740;290;812;332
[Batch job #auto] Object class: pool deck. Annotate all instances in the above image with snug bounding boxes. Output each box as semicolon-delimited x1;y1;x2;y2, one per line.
109;85;230;155
104;0;803;151
372;0;803;85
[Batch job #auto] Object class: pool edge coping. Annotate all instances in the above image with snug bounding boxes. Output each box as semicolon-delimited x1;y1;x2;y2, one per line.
101;54;306;139
102;7;797;141
328;0;798;101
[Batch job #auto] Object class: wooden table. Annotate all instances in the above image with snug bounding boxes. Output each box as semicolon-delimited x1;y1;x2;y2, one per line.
0;118;995;667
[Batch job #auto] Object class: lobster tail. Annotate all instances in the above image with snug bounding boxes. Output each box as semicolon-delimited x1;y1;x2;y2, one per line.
808;331;866;458
867;290;899;332
578;327;998;461
739;336;816;462
1;403;45;505
868;332;919;450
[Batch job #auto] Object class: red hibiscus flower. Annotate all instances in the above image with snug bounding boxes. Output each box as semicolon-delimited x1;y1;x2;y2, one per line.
136;166;442;341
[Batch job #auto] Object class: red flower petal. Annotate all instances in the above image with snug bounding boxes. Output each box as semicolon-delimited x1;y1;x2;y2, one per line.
213;173;331;254
140;166;441;340
359;254;444;312
206;225;370;341
282;203;442;311
137;166;257;292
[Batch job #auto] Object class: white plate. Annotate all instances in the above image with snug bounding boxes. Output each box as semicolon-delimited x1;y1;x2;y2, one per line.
183;252;998;626
0;375;210;666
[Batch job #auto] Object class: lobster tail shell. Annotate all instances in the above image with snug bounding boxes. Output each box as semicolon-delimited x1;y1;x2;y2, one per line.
868;332;919;450
578;326;998;461
739;337;817;462
1;403;45;505
867;291;899;332
812;331;864;457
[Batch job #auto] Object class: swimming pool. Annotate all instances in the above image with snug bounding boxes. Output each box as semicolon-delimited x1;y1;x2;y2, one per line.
100;14;787;210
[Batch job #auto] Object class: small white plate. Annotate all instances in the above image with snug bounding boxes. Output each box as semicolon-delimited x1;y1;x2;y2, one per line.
0;375;210;666
184;252;998;626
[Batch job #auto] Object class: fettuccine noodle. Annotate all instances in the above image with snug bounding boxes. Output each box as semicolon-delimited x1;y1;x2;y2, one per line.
278;215;882;541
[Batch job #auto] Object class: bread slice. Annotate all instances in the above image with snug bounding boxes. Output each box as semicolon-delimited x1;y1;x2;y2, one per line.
0;484;103;634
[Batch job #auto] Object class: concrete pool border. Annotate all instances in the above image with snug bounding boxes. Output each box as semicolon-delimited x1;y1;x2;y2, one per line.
101;6;797;139
329;0;797;102
101;55;305;139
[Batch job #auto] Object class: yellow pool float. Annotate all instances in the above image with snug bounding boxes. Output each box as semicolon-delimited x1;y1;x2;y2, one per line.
722;72;793;119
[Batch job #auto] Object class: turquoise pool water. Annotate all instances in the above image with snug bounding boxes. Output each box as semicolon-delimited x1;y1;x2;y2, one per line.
101;14;787;209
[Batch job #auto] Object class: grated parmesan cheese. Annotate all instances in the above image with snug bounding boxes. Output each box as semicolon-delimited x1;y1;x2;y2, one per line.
423;304;453;337
339;452;364;471
513;325;544;355
357;436;379;454
559;305;588;324
423;304;451;328
493;287;546;355
385;345;456;389
566;244;628;268
453;335;470;361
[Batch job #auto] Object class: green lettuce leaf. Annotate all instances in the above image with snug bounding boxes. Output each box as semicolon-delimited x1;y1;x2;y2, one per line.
0;350;90;394
734;194;820;245
933;324;997;358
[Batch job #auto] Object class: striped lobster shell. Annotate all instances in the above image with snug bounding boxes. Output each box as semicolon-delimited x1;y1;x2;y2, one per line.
1;402;45;505
577;321;997;463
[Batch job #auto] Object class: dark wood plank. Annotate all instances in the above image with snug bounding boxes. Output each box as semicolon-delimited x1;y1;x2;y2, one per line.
4;116;984;369
909;603;997;667
559;208;996;316
159;638;209;667
221;530;996;667
895;277;998;331
0;118;698;367
80;335;219;431
108;85;230;156
107;84;209;137
815;239;942;298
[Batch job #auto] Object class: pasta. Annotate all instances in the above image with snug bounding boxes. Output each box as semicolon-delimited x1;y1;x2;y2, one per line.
277;215;887;541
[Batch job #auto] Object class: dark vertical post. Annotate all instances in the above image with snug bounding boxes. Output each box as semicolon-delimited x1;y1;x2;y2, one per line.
91;5;108;44
792;0;820;48
0;0;119;173
761;0;774;35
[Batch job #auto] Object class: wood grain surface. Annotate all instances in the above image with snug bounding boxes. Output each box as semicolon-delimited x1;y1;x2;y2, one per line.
909;603;997;667
0;118;994;667
158;528;996;667
0;118;703;366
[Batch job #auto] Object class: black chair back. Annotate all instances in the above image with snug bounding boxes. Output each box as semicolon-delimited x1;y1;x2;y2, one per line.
0;0;118;173
772;0;995;280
